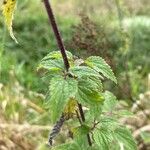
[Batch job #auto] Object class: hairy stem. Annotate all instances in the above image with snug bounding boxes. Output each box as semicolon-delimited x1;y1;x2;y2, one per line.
48;115;65;146
43;0;70;71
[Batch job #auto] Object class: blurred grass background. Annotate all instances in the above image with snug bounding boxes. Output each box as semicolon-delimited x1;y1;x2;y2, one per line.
0;0;150;149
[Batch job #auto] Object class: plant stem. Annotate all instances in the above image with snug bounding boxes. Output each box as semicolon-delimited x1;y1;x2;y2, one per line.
78;103;85;121
78;103;92;146
43;0;92;146
76;110;82;124
43;0;70;71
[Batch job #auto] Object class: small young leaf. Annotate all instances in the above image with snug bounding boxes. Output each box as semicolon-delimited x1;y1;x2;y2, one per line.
64;98;77;118
42;51;73;60
85;56;117;83
38;59;64;71
47;76;78;122
38;51;73;71
2;0;18;43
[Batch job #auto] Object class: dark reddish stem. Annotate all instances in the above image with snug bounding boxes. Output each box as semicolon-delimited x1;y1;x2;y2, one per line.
43;0;70;71
43;0;92;146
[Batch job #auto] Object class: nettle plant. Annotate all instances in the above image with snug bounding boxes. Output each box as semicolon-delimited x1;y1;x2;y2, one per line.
1;0;137;149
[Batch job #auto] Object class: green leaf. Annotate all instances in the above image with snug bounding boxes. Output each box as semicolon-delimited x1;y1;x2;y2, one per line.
70;66;103;78
52;142;80;150
38;51;73;71
72;125;91;136
38;59;64;71
88;104;102;120
47;76;78;122
100;116;118;131
93;128;112;150
88;76;103;92
103;91;117;112
42;51;73;60
41;70;62;81
74;134;89;150
114;127;137;150
76;77;104;105
85;56;117;83
52;136;90;150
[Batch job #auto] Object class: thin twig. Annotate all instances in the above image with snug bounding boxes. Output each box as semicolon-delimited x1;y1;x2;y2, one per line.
91;121;100;131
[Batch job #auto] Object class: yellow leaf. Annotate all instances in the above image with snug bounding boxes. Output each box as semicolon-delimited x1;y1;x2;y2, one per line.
1;0;18;43
64;99;77;119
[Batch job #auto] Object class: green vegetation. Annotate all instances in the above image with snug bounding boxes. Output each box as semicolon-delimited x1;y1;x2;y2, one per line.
0;0;150;149
38;50;136;149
